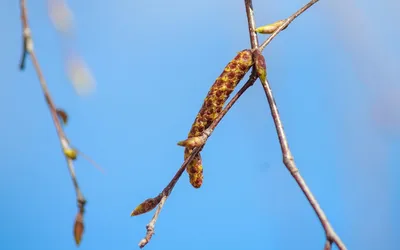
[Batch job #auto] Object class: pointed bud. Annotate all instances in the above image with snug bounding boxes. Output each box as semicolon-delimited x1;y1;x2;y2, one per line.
255;20;287;34
131;196;162;217
253;49;267;83
73;211;84;246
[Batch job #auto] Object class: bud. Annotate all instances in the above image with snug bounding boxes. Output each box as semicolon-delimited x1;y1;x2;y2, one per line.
253;49;267;83
73;211;84;245
64;147;78;160
56;108;68;125
255;20;287;34
131;196;162;217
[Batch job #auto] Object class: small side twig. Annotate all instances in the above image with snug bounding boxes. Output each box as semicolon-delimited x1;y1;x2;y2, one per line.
19;0;86;244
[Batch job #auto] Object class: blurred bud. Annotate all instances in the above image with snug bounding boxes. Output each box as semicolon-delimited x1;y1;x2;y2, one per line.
48;0;74;35
131;196;162;217
64;147;78;160
73;211;84;246
66;55;96;96
56;108;68;125
253;49;267;83
255;20;287;34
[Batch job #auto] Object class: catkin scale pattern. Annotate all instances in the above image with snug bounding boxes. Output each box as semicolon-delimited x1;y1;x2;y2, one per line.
184;49;254;188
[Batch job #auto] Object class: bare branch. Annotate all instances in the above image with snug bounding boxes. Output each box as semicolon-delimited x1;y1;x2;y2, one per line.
259;75;347;249
244;0;259;49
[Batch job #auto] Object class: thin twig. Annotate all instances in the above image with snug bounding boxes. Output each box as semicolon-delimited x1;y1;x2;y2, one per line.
138;145;203;248
244;0;262;88
260;76;347;249
138;196;167;248
244;0;259;49
19;0;86;210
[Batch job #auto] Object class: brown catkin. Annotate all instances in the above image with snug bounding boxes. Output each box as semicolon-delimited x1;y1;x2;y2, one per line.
184;49;254;188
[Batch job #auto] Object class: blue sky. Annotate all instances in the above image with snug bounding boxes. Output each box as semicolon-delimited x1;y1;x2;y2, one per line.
0;1;399;249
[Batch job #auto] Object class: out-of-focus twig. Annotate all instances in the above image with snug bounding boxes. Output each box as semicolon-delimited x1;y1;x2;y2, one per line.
19;0;86;245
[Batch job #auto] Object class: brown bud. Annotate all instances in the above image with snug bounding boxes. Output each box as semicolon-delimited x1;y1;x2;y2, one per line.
131;196;162;217
255;20;287;34
73;211;84;246
253;49;267;83
56;108;68;125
